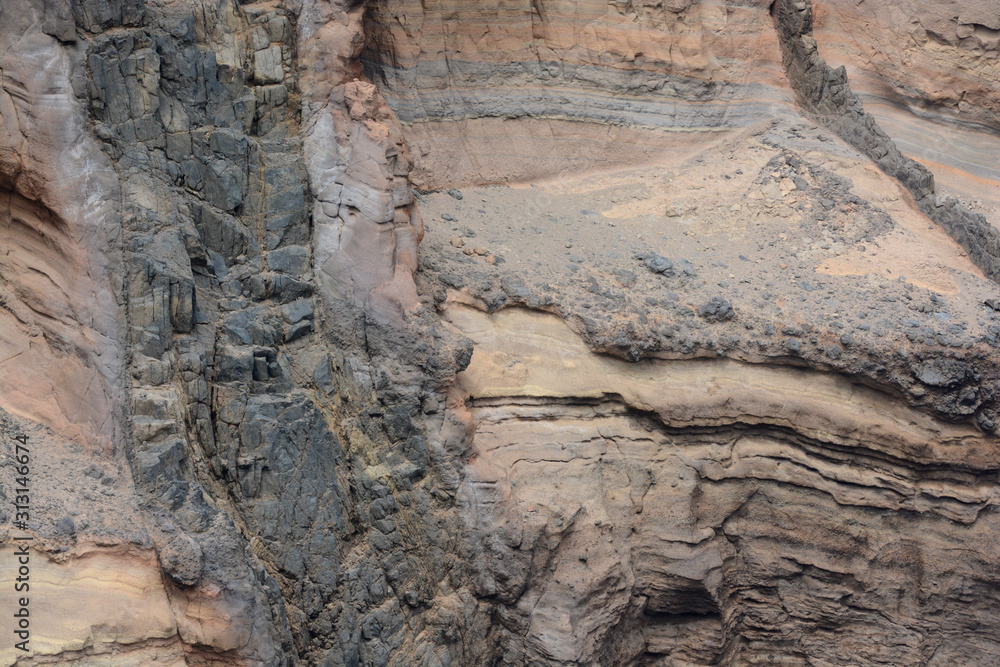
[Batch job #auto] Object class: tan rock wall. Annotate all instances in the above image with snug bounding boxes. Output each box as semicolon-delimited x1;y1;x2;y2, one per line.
444;304;1000;665
3;0;1000;664
0;548;180;666
0;3;124;450
363;0;795;185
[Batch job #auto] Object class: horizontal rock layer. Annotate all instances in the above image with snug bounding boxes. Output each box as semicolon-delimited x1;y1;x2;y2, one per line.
447;305;1000;665
363;0;795;185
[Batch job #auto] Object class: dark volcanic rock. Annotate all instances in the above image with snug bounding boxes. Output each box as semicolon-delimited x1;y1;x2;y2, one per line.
698;297;735;321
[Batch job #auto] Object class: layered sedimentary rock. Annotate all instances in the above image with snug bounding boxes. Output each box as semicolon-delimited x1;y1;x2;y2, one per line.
416;103;1000;660
2;0;1000;665
774;0;1000;284
362;0;794;186
812;0;1000;208
446;305;1000;664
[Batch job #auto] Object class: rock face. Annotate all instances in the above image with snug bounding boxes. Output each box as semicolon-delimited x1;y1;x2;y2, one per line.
446;305;1000;664
362;0;794;186
774;0;1000;282
813;0;1000;196
1;0;1000;665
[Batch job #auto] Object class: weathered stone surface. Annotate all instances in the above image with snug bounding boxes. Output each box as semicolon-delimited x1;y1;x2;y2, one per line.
813;0;1000;197
362;0;798;186
444;305;1000;664
774;0;1000;281
3;0;1000;665
0;2;124;448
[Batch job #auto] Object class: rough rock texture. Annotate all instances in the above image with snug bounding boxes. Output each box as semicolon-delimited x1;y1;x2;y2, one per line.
446;305;1000;664
0;0;124;449
1;0;1000;666
3;0;471;664
812;0;1000;200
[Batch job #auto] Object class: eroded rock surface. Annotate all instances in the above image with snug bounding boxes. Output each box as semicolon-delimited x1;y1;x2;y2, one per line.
445;305;1000;664
1;0;1000;665
363;0;794;186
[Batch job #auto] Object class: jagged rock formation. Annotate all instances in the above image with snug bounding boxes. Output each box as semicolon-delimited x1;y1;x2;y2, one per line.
1;0;1000;665
3;0;470;664
775;0;1000;281
812;0;1000;198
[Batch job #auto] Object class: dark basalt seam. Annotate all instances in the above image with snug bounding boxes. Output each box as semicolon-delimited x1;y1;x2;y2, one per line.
773;0;1000;282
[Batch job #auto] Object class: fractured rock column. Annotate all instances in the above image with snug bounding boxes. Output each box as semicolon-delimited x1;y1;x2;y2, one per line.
295;0;424;342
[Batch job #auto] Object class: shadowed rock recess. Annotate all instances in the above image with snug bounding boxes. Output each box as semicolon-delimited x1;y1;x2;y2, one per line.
2;0;1000;664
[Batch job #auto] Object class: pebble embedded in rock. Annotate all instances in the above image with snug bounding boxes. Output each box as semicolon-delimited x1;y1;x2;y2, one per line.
56;517;77;537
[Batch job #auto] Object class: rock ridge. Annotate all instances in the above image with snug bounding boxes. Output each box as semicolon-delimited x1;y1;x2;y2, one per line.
774;0;1000;281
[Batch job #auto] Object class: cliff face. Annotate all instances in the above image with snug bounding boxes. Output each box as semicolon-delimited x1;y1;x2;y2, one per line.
813;0;1000;195
2;0;1000;665
362;0;792;186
